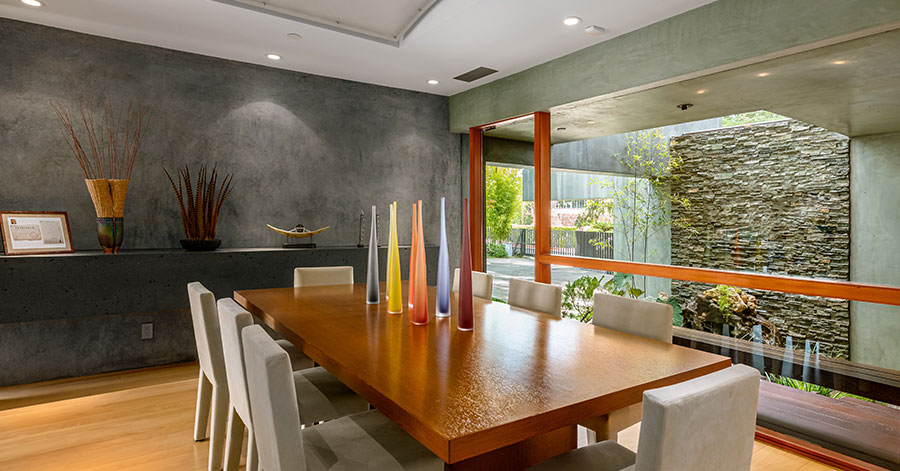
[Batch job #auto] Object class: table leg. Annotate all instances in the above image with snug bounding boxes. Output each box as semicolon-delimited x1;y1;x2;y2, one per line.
444;424;577;471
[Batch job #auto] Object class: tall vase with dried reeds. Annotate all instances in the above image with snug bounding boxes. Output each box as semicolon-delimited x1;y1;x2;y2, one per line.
164;165;234;251
51;101;151;253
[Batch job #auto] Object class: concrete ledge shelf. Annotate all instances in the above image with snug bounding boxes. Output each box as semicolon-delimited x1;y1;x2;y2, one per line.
0;245;439;386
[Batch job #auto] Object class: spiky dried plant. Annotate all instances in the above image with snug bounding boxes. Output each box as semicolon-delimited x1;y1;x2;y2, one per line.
50;100;151;180
164;164;234;240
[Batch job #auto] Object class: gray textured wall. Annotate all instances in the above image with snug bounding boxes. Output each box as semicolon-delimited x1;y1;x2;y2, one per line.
0;18;461;257
670;120;850;355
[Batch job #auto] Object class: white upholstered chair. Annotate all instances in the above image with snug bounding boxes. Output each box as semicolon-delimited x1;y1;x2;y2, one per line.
452;268;494;299
507;278;562;317
294;266;354;287
188;282;312;471
217;298;369;471
242;324;443;471
582;292;675;443
529;364;761;471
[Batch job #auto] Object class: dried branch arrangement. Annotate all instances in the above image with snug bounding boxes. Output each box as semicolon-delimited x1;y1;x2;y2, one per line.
164;164;235;241
50;100;151;180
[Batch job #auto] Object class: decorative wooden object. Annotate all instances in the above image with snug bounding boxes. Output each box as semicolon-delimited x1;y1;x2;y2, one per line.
366;205;379;304
235;283;730;469
51;100;150;254
436;197;450;317
458;198;474;331
387;202;403;313
412;201;428;325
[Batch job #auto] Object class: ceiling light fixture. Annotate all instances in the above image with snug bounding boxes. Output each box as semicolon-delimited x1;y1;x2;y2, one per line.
21;0;42;6
563;17;581;26
287;33;302;40
587;120;596;124
696;89;707;94
831;59;848;65
756;72;770;77
557;127;567;131
427;79;439;85
266;53;281;60
676;103;694;111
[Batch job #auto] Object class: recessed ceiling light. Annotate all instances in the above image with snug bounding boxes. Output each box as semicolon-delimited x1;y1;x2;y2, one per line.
756;72;771;77
676;103;694;111
831;59;848;65
427;79;439;85
266;53;281;60
563;17;581;26
587;120;596;124
696;89;707;94
21;0;42;6
584;25;606;36
286;33;302;40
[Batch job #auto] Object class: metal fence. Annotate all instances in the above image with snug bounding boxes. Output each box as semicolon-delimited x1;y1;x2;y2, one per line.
487;227;614;259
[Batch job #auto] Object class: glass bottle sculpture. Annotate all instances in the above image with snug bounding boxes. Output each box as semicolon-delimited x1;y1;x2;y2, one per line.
388;202;403;313
408;202;418;309
458;198;474;331
436;197;450;317
366;205;379;304
412;200;429;325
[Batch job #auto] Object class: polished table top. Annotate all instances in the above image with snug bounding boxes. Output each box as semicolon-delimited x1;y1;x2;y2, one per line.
235;282;730;464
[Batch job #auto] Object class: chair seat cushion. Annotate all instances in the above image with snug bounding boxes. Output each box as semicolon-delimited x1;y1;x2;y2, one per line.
527;440;636;471
294;367;369;425
302;410;442;471
276;339;315;370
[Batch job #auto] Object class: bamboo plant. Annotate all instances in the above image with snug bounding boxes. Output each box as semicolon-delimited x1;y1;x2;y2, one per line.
164;164;234;241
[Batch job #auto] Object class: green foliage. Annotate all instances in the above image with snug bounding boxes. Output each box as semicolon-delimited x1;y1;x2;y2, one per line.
561;276;602;322
603;272;645;299
491;297;507;304
765;373;884;404
721;110;785;127
485;166;522;241
486;242;508;258
657;294;683;327
575;199;614;233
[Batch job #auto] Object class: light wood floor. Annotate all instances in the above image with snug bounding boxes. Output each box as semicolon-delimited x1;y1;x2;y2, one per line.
0;364;838;471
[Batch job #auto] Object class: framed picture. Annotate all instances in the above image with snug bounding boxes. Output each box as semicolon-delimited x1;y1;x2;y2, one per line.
0;211;74;255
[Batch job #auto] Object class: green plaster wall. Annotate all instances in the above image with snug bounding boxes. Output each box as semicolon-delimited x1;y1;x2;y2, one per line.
449;0;900;132
850;132;900;371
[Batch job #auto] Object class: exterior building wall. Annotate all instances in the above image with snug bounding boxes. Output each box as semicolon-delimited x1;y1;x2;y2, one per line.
670;120;851;354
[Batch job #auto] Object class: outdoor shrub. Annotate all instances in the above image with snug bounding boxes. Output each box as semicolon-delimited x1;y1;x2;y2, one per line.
486;242;508;258
562;276;602;323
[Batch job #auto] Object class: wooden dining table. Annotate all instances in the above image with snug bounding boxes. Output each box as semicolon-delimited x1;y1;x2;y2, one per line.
235;282;731;470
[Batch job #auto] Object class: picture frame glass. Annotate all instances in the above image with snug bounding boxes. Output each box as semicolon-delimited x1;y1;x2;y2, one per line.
1;212;73;255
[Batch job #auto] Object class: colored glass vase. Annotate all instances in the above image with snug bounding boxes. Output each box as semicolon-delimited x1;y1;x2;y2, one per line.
387;202;403;313
412;200;429;325
366;205;379;304
436;197;450;317
458;198;474;331
408;203;418;309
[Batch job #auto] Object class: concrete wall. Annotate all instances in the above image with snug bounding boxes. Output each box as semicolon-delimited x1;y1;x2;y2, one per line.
670;120;851;355
0;18;460;257
850;132;900;371
449;0;900;131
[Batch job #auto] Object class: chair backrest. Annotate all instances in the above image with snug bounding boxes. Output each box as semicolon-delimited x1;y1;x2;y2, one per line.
635;364;760;471
293;266;354;287
187;282;226;383
243;325;307;471
452;268;494;299
217;298;256;425
592;292;673;343
507;278;562;317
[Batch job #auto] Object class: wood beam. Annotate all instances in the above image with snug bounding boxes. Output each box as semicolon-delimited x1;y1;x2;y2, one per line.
534;111;551;283
468;127;484;272
538;254;900;307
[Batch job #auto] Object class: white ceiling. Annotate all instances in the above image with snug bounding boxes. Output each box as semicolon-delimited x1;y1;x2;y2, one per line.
0;0;716;96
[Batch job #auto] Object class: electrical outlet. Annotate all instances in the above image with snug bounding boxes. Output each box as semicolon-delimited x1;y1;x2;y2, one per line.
141;323;153;340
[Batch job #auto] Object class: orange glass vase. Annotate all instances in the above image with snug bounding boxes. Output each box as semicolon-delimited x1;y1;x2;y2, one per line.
411;200;429;325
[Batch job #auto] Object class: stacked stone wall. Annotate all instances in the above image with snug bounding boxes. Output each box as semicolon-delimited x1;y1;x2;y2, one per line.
670;120;850;354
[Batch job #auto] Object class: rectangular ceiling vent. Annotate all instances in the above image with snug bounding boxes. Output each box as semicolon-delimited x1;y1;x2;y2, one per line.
454;66;498;83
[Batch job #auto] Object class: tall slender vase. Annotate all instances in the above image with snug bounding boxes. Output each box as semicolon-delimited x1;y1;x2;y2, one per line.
436;197;450;317
412;200;429;325
408;203;418;309
387;202;403;313
366;205;379;304
458;198;474;331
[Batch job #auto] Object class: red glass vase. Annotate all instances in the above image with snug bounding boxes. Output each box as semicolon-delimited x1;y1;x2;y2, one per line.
458;198;474;331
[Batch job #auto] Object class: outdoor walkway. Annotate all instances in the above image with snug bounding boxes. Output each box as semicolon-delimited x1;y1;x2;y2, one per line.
486;256;612;301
